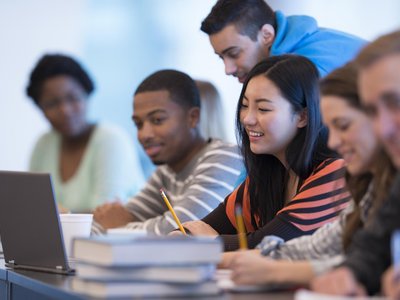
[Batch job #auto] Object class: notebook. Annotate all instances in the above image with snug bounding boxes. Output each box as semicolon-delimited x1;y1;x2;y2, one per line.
0;170;74;274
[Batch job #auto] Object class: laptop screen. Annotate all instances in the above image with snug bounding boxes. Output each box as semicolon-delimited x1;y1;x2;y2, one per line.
0;171;70;272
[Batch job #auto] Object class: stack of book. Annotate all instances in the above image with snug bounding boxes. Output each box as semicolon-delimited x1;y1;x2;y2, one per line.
70;235;223;298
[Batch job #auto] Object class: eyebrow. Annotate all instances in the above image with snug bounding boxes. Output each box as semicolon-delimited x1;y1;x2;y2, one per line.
218;46;238;56
331;117;349;125
243;95;272;103
132;109;166;120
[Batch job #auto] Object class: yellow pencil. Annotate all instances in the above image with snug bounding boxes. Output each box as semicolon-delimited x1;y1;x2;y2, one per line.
235;205;248;250
160;188;187;235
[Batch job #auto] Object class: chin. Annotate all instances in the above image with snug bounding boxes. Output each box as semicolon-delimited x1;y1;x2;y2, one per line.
392;156;400;169
346;165;363;176
151;159;166;166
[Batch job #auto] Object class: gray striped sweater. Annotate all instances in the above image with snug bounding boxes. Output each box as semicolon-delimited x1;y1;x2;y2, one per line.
124;139;243;235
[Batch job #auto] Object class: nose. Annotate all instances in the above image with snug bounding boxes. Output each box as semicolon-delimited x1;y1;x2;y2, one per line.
327;129;341;151
138;121;154;143
57;99;74;117
241;109;257;127
224;58;237;76
376;107;396;141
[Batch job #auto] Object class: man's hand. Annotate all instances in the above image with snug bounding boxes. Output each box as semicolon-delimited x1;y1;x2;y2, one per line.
93;202;134;229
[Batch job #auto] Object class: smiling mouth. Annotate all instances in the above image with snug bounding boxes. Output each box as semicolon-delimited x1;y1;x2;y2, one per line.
144;145;162;157
340;151;354;163
238;75;247;83
248;131;264;137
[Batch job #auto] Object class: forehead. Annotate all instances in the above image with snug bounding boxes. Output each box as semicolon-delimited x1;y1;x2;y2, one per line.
359;54;400;104
133;90;182;115
209;24;254;53
320;95;356;118
41;75;82;94
245;75;282;100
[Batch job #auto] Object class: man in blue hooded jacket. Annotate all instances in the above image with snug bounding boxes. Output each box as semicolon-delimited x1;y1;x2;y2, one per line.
201;0;366;83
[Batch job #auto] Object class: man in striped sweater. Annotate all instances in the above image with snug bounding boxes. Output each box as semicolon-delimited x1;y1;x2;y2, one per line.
93;70;243;235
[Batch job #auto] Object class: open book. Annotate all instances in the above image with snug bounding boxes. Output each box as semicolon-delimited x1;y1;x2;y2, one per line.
215;269;294;292
295;289;388;300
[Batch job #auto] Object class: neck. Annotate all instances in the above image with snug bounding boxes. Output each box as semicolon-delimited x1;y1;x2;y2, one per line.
62;124;94;149
169;136;207;173
274;151;288;169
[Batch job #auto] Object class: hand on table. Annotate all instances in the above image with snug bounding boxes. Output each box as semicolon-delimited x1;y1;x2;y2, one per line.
93;201;134;229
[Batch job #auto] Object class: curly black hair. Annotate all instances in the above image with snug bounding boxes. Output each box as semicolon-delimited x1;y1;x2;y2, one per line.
26;54;94;105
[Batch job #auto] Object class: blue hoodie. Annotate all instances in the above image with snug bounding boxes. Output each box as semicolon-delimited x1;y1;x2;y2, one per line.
271;11;366;77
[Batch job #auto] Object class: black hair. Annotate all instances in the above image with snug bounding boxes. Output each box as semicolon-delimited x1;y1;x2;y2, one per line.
201;0;275;41
26;54;94;105
134;69;201;109
236;54;337;227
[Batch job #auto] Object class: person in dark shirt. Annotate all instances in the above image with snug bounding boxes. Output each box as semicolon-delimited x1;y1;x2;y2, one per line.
178;55;350;251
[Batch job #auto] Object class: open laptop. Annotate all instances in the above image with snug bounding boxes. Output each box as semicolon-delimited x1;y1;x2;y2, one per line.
0;170;74;274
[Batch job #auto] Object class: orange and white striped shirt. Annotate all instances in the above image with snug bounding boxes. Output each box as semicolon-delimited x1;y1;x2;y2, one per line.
202;158;350;251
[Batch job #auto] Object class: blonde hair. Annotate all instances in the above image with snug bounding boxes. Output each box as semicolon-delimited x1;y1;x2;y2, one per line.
195;80;228;141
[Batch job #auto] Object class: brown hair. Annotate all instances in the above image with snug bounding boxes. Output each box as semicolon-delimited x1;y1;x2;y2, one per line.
356;30;400;69
320;62;396;250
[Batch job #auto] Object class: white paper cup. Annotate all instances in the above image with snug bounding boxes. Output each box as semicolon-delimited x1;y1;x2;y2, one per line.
59;214;93;258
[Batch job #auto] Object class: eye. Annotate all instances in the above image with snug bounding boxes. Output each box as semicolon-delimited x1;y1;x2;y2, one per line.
338;123;350;131
334;120;351;131
363;105;377;118
259;108;272;112
133;120;142;130
240;102;248;110
227;50;240;59
385;95;400;110
151;116;166;125
66;93;83;104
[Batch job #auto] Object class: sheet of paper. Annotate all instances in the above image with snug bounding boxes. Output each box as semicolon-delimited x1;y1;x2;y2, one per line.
215;269;292;292
295;289;388;300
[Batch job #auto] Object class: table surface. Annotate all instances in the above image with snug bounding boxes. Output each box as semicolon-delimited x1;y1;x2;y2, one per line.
0;259;6;280
2;260;295;300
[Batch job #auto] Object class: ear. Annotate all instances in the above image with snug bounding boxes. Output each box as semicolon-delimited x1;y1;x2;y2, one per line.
296;109;308;128
259;24;275;48
187;107;200;128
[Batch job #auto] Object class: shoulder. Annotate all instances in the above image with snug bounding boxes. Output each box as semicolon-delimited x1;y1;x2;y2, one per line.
312;158;346;176
201;139;241;160
32;130;58;148
298;158;346;193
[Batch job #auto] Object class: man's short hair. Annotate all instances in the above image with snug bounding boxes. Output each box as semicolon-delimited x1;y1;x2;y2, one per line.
201;0;275;41
134;70;201;109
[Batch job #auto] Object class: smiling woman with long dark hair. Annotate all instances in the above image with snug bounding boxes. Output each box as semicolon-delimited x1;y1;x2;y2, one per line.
181;55;350;251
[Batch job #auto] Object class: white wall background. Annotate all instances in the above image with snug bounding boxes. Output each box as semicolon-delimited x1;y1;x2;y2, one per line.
1;0;399;172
